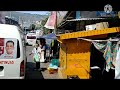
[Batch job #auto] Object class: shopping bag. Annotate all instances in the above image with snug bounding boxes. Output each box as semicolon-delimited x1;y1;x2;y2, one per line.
33;53;40;62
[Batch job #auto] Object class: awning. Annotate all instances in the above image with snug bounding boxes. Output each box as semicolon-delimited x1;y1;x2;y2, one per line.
66;18;106;21
57;18;107;28
44;11;56;29
56;11;68;26
37;33;57;39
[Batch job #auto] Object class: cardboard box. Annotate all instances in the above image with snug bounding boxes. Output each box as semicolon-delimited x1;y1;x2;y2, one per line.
96;22;109;30
85;24;96;31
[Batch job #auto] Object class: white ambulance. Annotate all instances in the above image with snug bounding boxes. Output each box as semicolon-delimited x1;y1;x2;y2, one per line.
0;24;26;79
26;32;36;45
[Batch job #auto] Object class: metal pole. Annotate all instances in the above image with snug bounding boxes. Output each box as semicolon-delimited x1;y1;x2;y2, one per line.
54;11;57;34
10;12;11;24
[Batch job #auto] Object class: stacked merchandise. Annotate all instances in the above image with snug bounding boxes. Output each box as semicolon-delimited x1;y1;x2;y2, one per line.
47;59;59;74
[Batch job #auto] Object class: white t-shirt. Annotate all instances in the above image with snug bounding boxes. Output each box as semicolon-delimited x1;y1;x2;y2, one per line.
37;47;41;53
40;45;45;62
32;48;38;55
32;47;41;58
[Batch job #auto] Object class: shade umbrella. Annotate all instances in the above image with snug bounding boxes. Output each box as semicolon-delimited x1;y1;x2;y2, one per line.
40;33;57;39
47;33;57;39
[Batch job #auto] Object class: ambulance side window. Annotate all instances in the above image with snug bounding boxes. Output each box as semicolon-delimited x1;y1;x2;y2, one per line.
17;40;20;58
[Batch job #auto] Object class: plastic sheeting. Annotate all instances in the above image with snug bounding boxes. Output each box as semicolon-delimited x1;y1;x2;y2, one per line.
39;33;57;40
115;46;120;79
78;38;119;72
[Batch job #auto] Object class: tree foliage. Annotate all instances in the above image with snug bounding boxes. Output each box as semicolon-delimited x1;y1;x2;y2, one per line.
28;16;52;35
29;24;36;30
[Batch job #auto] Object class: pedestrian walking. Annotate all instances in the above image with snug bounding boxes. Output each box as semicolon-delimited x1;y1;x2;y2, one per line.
29;43;41;71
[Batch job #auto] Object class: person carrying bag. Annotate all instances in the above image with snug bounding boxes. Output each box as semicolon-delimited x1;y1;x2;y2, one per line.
29;43;41;71
33;53;40;62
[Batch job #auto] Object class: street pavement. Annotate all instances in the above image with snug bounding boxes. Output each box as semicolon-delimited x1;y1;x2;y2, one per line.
25;46;59;79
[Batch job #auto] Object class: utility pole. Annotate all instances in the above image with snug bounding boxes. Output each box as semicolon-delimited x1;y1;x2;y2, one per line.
54;11;57;35
10;12;11;18
19;16;20;25
10;12;12;24
21;17;24;29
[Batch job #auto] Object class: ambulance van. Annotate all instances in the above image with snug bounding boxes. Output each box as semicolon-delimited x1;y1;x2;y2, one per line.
26;32;36;45
0;24;26;79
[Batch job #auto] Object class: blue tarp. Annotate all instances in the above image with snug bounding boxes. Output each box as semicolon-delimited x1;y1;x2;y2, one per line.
96;11;118;17
38;33;57;39
37;33;57;46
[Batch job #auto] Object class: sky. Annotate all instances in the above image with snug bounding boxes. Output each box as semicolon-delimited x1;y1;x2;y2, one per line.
16;11;50;15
